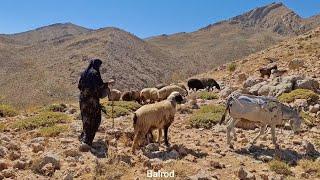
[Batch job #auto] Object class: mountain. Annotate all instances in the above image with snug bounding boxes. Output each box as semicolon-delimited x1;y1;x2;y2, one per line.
0;27;178;107
1;23;91;44
147;2;320;76
0;2;319;107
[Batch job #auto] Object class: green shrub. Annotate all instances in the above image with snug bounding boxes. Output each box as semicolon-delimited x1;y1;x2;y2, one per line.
227;62;237;72
104;101;141;112
102;106;130;118
189;104;225;129
299;159;320;177
12;111;71;130
0;104;18;117
45;103;67;112
38;124;69;137
196;91;219;100
269;160;292;176
278;89;319;103
301;111;317;127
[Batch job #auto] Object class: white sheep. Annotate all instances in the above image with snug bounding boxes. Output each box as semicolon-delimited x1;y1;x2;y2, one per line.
132;91;184;152
140;88;159;104
109;89;122;101
157;85;188;101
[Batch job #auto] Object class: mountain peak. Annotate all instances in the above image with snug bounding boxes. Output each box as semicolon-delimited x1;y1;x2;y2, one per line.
228;2;305;35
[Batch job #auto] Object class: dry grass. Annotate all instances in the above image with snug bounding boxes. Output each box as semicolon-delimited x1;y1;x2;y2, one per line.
300;111;318;127
196;91;219;100
299;159;320;177
278;89;319;103
227;62;237;72
45;103;67;112
12;111;71;130
269;160;292;176
189;104;225;129
0;104;18;117
37;124;69;137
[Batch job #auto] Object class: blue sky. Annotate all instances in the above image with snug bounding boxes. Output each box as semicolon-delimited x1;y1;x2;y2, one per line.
0;0;319;38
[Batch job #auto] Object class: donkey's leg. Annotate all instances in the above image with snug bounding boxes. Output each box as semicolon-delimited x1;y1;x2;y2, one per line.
271;125;279;149
251;124;267;145
232;119;240;140
227;118;239;148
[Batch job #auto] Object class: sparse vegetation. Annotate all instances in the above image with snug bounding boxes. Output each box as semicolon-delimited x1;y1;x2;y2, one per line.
104;101;141;112
0;122;5;132
12;111;71;130
196;91;219;100
299;159;320;177
301;111;318;127
45;103;67;112
227;62;237;72
189;104;224;129
37;124;69;137
0;104;18;117
278;89;319;103
269;160;292;176
102;106;130;118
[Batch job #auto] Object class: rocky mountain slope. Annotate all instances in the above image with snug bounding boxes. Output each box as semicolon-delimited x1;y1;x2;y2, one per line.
0;27;178;108
147;2;320;76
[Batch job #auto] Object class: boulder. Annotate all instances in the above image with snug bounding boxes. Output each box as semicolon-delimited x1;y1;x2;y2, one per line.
309;104;320;113
238;73;247;83
145;143;159;153
33;153;60;175
13;160;27;170
243;77;264;88
237;167;256;180
31;143;44;153
0;160;9;171
220;87;237;98
0;146;8;158
295;78;319;91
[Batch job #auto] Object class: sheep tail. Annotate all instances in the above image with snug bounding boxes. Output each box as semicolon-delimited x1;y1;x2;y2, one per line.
133;113;138;125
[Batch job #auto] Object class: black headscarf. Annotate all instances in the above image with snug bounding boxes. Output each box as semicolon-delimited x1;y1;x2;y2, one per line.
78;59;104;91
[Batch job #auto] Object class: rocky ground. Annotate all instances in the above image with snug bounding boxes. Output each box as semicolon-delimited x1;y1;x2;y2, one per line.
0;92;320;180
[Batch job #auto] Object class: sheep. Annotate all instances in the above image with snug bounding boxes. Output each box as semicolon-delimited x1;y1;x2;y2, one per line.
121;90;140;103
220;92;302;149
187;78;204;91
171;82;188;92
131;91;184;152
158;85;188;101
108;89;122;101
140;88;159;104
259;64;277;78
200;78;221;91
155;83;167;89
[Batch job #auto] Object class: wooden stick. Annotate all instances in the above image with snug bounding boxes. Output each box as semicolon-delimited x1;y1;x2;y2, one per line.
111;100;114;128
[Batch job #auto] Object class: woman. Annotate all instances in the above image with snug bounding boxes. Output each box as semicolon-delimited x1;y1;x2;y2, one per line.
78;59;110;146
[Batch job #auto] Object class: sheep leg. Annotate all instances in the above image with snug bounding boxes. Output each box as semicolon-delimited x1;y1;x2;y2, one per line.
271;125;279;149
164;125;170;147
157;129;162;144
132;131;146;153
251;124;267;145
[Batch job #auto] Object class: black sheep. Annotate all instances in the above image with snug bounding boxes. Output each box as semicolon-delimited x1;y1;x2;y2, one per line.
187;78;205;91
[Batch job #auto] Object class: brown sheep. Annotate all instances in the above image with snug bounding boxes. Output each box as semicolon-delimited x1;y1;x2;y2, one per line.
132;92;184;152
121;90;140;103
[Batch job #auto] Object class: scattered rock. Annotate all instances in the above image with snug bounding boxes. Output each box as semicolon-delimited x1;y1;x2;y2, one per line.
302;140;318;156
79;143;91;152
295;78;319;91
30;137;45;144
32;143;45;153
8;151;21;161
13;160;27;170
238;73;247;83
145;143;159;153
220;87;237;98
0;147;8;158
0;160;9;171
309;104;320;113
59;138;74;144
237;167;256;180
167;149;180;159
210;161;225;169
64;148;80;158
41;163;55;176
288;58;304;70
33;153;60;175
243;77;263;88
2;169;15;178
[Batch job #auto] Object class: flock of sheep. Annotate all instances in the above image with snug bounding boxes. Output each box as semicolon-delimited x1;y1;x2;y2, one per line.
106;77;302;153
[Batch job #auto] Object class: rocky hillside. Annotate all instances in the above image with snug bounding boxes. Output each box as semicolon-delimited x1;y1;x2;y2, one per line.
203;26;320;87
147;3;320;76
0;27;179;108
